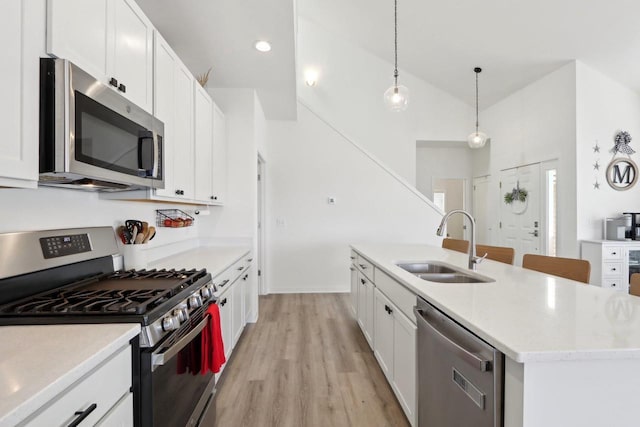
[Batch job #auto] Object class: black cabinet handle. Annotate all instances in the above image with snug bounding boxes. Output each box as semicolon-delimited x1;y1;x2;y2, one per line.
359;264;367;269
219;279;230;288
247;258;253;262
237;266;244;271
68;403;97;427
384;305;393;315
220;298;227;306
242;274;248;280
612;267;617;271
210;195;218;200
109;77;118;87
350;256;356;260
118;83;126;93
360;278;366;285
175;189;185;196
612;252;617;255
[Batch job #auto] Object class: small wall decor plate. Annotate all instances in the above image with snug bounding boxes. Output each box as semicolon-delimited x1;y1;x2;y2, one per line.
606;158;638;191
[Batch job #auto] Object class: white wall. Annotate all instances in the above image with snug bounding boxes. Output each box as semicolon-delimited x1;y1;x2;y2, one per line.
482;62;578;257
576;61;640;241
297;18;473;185
0;188;200;249
265;103;444;293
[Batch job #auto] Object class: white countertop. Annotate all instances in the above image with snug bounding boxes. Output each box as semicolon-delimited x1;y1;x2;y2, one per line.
148;245;251;280
352;243;640;363
0;323;140;427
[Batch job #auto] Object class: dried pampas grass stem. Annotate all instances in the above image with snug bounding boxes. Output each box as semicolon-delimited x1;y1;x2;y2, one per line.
196;67;212;87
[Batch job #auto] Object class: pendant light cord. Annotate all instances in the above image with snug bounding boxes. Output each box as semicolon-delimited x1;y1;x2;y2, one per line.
393;0;398;85
474;67;482;132
475;71;479;132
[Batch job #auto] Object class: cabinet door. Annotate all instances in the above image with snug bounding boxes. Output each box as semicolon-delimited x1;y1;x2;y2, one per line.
218;294;232;360
95;393;133;427
231;280;245;347
194;84;214;202
172;61;195;199
152;32;176;198
211;102;227;204
357;273;367;335
47;0;109;82
393;308;417;425
111;0;153;112
350;266;358;317
243;263;253;322
373;289;394;381
0;1;38;187
365;279;375;349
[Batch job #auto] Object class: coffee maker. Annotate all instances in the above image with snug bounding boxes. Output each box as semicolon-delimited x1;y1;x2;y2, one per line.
623;212;640;240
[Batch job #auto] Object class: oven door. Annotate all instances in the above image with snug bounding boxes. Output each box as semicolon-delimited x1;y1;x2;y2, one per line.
140;315;215;427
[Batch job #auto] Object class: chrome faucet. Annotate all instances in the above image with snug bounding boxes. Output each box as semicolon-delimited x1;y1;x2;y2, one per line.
436;209;486;270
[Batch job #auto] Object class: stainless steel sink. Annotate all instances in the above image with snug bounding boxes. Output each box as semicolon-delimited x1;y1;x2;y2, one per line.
395;261;494;283
394;262;458;275
417;273;488;283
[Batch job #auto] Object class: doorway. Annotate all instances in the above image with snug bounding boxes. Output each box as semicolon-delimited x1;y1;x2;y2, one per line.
257;154;266;295
472;175;492;245
498;160;557;265
433;178;466;239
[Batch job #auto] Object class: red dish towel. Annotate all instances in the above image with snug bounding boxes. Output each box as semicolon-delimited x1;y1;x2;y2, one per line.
201;303;226;374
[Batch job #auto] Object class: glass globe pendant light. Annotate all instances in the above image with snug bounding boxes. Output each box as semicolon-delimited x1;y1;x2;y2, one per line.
468;67;488;148
384;0;409;112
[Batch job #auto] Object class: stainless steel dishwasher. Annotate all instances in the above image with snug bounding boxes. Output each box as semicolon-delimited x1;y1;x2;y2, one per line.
414;296;504;427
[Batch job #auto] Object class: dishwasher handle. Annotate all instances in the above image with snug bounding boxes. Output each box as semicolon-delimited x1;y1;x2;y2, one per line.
414;306;492;372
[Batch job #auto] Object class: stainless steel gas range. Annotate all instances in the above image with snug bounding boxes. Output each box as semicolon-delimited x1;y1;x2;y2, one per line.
0;227;218;427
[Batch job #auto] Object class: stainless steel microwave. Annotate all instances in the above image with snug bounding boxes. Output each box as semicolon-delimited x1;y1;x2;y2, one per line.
39;58;164;191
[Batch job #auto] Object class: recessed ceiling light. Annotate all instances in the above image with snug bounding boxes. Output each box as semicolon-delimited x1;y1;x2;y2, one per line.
254;40;272;52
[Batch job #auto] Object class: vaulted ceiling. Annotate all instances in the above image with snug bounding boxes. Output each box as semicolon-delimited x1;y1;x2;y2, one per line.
136;0;640;118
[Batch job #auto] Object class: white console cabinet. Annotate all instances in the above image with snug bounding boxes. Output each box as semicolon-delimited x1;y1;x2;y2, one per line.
581;240;640;292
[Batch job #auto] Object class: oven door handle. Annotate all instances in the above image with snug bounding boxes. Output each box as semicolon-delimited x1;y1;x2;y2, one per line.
151;315;209;371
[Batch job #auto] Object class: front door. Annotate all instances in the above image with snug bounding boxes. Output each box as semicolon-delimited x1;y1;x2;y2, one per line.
499;163;541;265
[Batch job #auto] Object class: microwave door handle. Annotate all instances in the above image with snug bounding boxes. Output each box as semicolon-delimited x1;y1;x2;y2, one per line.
152;133;161;179
137;132;153;175
151;315;209;371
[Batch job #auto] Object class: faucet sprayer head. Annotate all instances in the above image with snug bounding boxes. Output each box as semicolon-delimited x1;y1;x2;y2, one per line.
436;225;444;236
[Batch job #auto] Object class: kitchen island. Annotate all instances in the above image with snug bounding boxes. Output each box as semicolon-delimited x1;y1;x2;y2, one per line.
353;243;640;427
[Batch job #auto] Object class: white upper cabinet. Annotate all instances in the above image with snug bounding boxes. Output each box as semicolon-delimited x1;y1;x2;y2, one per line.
152;32;176;198
0;1;39;188
111;0;154;111
47;0;153;112
194;84;214;203
171;62;195;200
211;102;228;204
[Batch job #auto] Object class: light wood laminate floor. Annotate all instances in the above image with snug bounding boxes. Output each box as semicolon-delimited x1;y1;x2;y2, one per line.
203;293;410;427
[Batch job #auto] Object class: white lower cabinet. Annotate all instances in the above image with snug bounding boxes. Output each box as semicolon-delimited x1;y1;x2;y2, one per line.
231;272;245;347
373;289;417;425
218;291;233;361
350;265;358;317
351;250;417;426
356;272;375;348
25;345;133;426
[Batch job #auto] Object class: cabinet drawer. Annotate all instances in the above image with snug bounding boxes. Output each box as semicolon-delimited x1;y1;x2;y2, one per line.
602;278;627;291
375;270;416;324
356;255;375;282
603;262;623;276
603;246;623;260
95;392;133;426
25;345;131;427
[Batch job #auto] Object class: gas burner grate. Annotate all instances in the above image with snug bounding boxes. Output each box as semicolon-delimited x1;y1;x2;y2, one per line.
0;268;209;316
7;288;171;315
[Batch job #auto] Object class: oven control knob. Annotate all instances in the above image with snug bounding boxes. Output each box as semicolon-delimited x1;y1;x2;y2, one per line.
188;294;203;309
173;305;189;323
162;315;180;331
200;286;212;301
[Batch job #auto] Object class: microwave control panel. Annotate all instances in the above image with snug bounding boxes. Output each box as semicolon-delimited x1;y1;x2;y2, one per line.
39;234;92;259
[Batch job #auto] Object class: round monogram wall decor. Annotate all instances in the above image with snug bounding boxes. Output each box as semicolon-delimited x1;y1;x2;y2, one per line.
606;158;638;191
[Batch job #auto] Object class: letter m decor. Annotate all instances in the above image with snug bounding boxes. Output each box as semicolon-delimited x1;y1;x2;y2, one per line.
606;158;638;191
